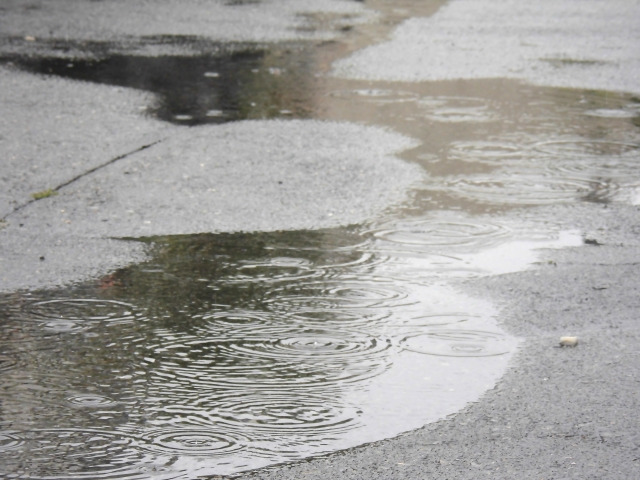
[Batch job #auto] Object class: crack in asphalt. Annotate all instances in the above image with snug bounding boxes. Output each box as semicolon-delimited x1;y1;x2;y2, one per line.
2;138;166;221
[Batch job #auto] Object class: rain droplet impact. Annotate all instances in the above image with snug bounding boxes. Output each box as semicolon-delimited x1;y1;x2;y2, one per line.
428;134;640;207
447;141;524;163
0;220;531;476
441;174;619;205
265;279;413;311
401;329;515;357
419;96;496;123
20;299;144;330
0;431;24;452
213;393;362;435
139;428;246;456
5;63;639;479
0;428;144;480
234;331;371;357
369;216;512;251
67;394;118;408
534;140;639;157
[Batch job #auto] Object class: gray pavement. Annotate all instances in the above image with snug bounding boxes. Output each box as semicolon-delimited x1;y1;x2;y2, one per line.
0;66;172;219
0;0;374;45
1;0;640;478
334;0;640;95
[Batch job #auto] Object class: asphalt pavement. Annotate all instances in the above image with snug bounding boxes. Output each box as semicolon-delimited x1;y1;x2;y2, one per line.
1;1;639;479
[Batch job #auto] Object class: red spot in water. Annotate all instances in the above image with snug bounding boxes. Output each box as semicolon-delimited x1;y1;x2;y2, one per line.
99;273;120;289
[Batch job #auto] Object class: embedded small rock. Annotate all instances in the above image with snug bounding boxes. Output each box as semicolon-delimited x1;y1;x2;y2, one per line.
559;336;579;347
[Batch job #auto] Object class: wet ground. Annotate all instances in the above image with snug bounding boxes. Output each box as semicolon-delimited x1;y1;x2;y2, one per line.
1;1;640;479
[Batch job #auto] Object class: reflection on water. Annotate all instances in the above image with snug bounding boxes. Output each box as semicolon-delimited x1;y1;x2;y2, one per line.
2;45;317;125
322;81;640;213
1;224;522;478
1;62;640;480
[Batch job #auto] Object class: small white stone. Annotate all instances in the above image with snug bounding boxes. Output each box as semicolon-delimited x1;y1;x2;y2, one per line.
559;336;579;347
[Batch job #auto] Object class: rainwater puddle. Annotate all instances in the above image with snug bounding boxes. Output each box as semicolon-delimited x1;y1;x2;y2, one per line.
0;218;591;477
320;81;640;212
1;43;317;126
0;221;556;478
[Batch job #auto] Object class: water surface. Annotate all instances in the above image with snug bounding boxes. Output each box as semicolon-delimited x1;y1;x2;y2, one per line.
1;224;526;478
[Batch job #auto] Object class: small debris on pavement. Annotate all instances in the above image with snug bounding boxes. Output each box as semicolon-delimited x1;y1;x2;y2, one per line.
559;336;579;347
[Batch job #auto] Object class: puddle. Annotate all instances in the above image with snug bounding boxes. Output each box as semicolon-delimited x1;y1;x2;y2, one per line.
5;48;639;217
0;225;520;477
319;80;640;213
2;44;318;125
0;217;587;477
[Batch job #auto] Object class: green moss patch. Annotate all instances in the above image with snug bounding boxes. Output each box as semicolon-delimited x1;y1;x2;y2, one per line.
31;189;58;200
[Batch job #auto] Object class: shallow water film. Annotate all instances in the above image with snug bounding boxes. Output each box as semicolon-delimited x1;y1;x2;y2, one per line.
2;14;640;480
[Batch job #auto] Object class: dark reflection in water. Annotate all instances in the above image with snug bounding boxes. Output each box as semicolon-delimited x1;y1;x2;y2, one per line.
0;224;521;478
3;44;317;125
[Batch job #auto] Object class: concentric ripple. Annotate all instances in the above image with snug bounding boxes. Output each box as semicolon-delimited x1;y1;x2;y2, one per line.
369;216;512;252
214;392;362;435
0;428;144;480
534;140;639;157
67;393;118;408
226;256;318;284
150;334;392;389
265;279;413;311
20;299;144;331
285;309;391;328
540;158;640;183
441;173;619;205
5;31;640;480
138;428;246;456
0;431;24;452
0;219;523;478
419;96;496;123
226;329;391;362
197;309;276;336
400;329;516;357
446;140;524;163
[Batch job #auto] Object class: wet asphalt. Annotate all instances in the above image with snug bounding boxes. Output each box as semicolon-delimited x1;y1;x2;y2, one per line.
1;1;640;479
